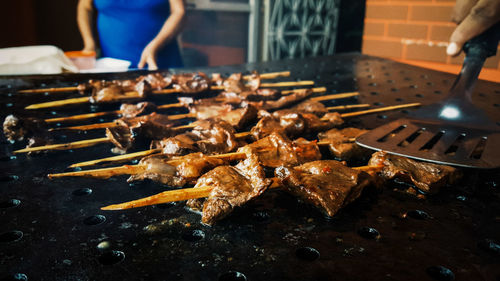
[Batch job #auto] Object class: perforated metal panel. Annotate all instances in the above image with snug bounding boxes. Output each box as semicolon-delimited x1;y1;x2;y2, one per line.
1;54;499;281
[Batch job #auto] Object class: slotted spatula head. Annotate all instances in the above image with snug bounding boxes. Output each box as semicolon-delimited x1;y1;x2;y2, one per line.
356;24;500;169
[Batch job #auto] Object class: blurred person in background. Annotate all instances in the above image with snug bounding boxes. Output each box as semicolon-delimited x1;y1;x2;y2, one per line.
447;0;500;56
77;0;185;70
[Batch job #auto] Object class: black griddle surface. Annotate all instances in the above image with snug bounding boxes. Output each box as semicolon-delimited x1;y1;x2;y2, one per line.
1;54;499;281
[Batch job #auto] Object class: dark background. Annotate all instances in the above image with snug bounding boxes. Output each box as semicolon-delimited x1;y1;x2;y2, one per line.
0;0;365;66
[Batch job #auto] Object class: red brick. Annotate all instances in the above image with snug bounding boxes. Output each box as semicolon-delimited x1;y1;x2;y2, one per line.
387;23;428;39
430;25;455;41
365;4;409;20
364;22;385;36
362;39;403;58
410;5;454;22
405;44;448;63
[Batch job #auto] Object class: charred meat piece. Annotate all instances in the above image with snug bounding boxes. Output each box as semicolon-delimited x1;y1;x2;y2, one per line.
172;72;210;94
120;102;158;118
136;73;172;90
368;151;461;193
106;125;134;154
133;79;153;97
238;132;321;168
3;115;54;154
90;84;146;103
195;152;272;225
239;89;280;101
245;88;313;111
291;100;328;117
79;73;170;96
3;115;48;142
214;105;258;130
127;152;227;187
119;113;175;140
151;133;199;155
106;113;176;153
26;136;53;152
90;84;123;103
211;73;224;86
190;119;239;154
214;89;280;104
77;79;107;94
318;128;369;160
251;115;290;140
276;160;373;217
251;111;343;140
223;72;261;93
179;97;235;120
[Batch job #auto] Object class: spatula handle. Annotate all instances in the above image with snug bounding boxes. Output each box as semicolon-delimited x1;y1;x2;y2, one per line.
463;22;500;59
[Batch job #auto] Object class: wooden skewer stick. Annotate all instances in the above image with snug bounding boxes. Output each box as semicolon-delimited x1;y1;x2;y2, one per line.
253;71;290;79
281;86;326;95
18;100;412;154
69;149;161;168
57;97;371;131
67;137;352;169
312;92;358;102
18;86;82;94
49;88;340;131
13;137;110;154
100;164;383;211
14;123;193;154
338;102;421;118
26;96;91;109
51;111;197;131
260;81;314;87
326;104;370;111
50;122;120;131
101;185;214;210
19;71;291;94
44;87;327;124
54;148;369;180
104;96;365;134
45;102;184;123
48;151;248;179
25;80;316;110
45;110;122;123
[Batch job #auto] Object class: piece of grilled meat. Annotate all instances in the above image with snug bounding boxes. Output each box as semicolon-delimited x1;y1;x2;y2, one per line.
276;160;373;217
368;151;461;194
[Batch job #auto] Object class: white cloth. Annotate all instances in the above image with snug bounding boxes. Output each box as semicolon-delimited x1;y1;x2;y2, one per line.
80;57;132;73
0;45;78;75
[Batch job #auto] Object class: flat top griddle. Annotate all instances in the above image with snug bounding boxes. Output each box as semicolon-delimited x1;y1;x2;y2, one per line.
1;54;499;281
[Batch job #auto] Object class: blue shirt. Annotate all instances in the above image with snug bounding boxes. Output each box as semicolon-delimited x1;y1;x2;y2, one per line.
94;0;183;69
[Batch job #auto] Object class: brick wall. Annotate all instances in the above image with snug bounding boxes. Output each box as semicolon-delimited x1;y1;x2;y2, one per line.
362;0;500;70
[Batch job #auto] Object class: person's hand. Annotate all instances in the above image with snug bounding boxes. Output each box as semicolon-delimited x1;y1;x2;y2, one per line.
82;45;95;54
138;41;159;70
447;0;500;56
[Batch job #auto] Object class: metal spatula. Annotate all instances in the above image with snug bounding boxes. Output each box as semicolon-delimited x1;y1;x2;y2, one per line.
356;24;500;169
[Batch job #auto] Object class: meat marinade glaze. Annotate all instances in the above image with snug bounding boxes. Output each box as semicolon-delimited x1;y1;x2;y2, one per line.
99;151;460;225
11;92;375;154
17;71;292;94
12;102;420;154
24;71;315;109
51;87;330;131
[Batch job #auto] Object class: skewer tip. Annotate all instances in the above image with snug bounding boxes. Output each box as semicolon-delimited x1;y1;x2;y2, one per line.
101;205;124;211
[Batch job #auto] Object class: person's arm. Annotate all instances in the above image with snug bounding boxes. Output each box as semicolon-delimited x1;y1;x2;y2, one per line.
447;0;500;56
138;0;186;70
77;0;96;52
